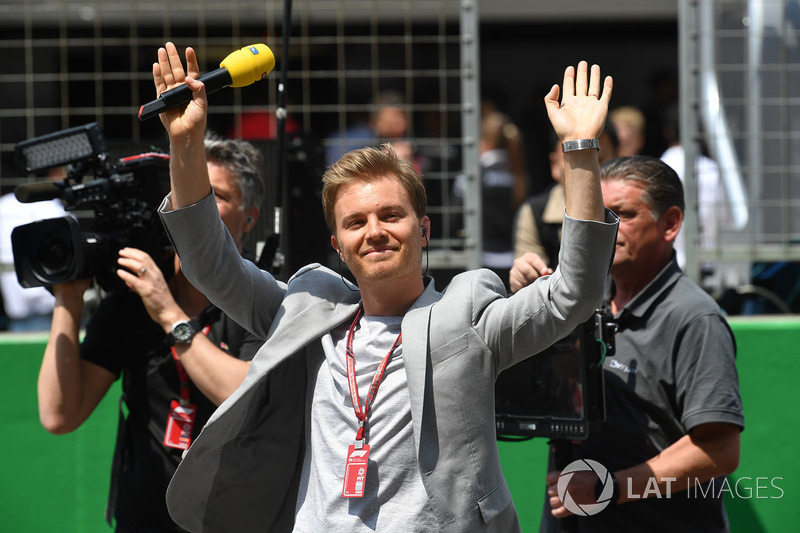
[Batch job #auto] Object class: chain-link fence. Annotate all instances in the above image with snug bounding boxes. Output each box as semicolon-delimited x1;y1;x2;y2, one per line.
6;1;797;310
680;0;800;312
0;0;482;280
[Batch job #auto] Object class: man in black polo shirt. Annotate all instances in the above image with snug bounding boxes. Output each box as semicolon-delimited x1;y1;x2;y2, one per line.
512;155;743;532
37;135;266;532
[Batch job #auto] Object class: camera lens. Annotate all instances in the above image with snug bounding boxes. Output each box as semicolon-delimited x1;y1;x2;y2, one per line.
34;232;74;277
12;216;83;287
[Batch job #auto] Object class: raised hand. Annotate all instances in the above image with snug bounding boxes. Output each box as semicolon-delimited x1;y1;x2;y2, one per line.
544;61;613;142
545;468;600;519
152;42;207;140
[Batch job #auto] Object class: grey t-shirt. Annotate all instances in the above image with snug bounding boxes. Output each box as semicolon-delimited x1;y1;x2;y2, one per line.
293;312;438;532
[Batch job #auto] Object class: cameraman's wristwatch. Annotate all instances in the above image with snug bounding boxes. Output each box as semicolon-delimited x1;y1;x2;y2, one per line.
168;319;201;345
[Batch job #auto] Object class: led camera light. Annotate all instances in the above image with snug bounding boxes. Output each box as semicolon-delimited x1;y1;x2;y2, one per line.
15;122;107;173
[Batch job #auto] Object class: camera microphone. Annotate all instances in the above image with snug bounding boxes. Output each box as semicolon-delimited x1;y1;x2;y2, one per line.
15;181;62;203
138;43;276;121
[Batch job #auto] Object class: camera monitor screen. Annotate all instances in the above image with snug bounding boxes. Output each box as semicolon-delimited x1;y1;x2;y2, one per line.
495;312;610;440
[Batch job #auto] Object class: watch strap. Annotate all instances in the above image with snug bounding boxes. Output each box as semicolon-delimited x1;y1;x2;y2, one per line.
168;319;201;346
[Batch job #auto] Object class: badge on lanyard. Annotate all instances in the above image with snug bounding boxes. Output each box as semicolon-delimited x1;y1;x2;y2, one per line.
163;323;211;450
342;443;371;498
163;399;197;450
340;307;402;498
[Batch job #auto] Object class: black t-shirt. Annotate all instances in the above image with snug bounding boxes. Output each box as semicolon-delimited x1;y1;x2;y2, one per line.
81;288;263;532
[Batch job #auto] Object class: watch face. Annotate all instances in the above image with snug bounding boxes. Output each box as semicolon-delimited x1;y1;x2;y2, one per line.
172;321;196;343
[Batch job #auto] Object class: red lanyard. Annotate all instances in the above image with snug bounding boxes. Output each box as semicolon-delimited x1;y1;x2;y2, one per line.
345;307;402;443
170;324;211;406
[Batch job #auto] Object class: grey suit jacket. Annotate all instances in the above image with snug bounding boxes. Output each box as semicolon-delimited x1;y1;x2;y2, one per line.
159;194;618;532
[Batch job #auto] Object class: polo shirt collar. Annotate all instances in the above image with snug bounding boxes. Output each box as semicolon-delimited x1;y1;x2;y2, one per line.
609;251;683;321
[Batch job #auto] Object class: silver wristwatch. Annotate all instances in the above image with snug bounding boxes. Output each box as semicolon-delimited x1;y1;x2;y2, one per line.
562;138;600;153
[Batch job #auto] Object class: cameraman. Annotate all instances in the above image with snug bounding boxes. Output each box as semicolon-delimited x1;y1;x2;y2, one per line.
512;156;743;532
37;134;266;532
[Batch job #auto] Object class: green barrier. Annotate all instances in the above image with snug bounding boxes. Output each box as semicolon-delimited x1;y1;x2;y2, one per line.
1;317;798;531
0;333;117;533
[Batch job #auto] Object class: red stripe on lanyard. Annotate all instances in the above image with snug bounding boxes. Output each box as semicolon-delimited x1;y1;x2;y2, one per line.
170;324;211;406
345;307;402;443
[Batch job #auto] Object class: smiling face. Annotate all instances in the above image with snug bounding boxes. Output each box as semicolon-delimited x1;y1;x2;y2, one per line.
330;175;430;288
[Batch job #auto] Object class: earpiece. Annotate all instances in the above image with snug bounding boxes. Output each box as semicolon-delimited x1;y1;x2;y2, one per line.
421;227;427;238
246;216;253;224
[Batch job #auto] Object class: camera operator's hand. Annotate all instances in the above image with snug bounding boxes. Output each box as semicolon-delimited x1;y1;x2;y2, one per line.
116;247;188;332
546;468;599;519
152;42;207;142
509;252;553;294
52;278;93;308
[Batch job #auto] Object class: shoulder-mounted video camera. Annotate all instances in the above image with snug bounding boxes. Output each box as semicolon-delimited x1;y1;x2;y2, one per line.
10;123;173;291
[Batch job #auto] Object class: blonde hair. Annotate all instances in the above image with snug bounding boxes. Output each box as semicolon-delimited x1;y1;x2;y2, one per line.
610;106;646;135
321;143;426;233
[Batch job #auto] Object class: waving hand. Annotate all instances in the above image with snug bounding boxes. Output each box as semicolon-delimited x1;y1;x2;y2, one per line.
152;42;207;141
545;61;613;143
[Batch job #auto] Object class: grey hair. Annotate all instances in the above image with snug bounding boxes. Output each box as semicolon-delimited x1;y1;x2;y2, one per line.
204;132;265;210
599;155;685;220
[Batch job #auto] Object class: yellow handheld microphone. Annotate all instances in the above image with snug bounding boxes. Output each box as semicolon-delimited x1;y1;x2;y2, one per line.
138;44;275;121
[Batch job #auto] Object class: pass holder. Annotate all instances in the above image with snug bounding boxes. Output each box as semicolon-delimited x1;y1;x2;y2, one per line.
343;421;370;498
162;322;211;450
342;442;370;498
163;399;197;450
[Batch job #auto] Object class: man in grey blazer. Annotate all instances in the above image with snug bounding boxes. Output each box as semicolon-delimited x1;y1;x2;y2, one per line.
152;41;618;532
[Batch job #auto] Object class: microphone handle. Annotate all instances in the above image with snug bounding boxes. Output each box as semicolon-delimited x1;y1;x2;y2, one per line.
138;68;233;121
